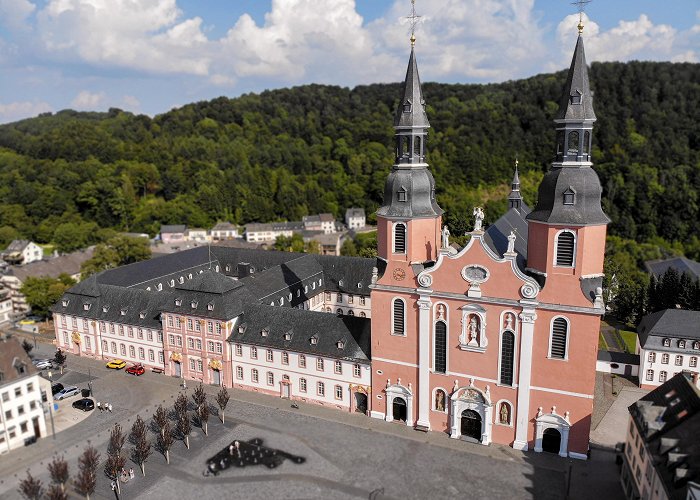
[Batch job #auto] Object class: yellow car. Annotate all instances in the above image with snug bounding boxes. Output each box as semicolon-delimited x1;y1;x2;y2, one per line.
106;359;127;370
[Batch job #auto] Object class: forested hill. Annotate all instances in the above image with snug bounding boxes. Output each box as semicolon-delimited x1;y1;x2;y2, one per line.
0;61;698;255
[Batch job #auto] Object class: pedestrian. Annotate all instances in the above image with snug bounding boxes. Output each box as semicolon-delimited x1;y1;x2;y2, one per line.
111;481;115;491
182;378;187;390
97;401;102;412
129;467;134;479
108;403;113;413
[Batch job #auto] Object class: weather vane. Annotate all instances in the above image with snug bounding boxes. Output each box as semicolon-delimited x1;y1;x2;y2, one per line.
571;0;591;34
406;0;422;47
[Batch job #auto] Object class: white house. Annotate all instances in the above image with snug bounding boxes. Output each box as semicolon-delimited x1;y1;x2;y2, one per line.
302;214;336;234
245;222;302;243
2;241;43;265
345;208;366;230
210;222;239;241
185;228;209;243
0;338;50;454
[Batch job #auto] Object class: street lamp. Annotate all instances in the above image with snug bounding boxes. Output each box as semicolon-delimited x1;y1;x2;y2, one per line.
44;370;56;440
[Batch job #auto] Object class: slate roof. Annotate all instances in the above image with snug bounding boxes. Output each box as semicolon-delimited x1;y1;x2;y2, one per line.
638;310;700;352
163;271;253;321
597;350;640;365
394;47;429;129
0;337;37;386
241;255;324;305
484;205;531;270
4;240;31;253
345;208;365;219
555;35;596;122
628;373;700;499
245;222;303;233
160;225;187;234
211;222;238;231
645;257;700;282
316;255;374;295
232;304;371;363
302;214;335;224
4;248;94;282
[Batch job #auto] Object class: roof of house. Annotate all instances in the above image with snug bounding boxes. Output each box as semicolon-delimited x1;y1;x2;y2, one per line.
0;337;38;386
160;225;187;234
3;240;32;253
645;257;700;282
484;205;531;270
211;222;238;231
597;350;640;365
233;304;371;363
245;222;303;233
302;214;335;224
345;208;365;218
638;309;700;351
4;248;94;282
628;373;700;499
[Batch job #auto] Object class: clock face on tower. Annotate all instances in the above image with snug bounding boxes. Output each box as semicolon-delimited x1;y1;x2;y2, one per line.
392;268;406;281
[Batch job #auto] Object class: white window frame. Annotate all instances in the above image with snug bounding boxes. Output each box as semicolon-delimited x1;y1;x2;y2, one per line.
553;229;577;268
392;222;407;254
391;297;407;336
548;316;570;360
645;369;653;381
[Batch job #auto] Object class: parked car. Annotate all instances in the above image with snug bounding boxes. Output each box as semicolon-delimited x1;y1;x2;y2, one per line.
72;398;95;412
106;359;127;370
51;383;64;396
34;360;54;370
126;364;145;376
54;386;80;400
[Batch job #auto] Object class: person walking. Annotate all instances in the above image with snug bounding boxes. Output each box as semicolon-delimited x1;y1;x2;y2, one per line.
129;468;135;480
97;401;102;412
108;403;113;413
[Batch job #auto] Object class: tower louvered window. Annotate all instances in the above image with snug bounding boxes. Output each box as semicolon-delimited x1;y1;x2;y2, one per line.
500;331;515;385
393;299;405;336
550;318;568;359
555;232;575;267
394;223;406;253
434;321;447;373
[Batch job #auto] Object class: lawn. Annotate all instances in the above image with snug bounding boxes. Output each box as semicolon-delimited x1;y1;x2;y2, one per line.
618;330;638;354
598;333;608;350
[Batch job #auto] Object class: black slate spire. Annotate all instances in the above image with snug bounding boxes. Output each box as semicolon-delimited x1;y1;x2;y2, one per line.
556;35;596;122
508;162;523;212
393;47;430;129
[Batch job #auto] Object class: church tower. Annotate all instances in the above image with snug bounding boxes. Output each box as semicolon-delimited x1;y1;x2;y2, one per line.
376;40;443;267
526;30;609;297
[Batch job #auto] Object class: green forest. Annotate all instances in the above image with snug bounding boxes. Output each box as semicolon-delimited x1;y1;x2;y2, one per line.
0;60;698;323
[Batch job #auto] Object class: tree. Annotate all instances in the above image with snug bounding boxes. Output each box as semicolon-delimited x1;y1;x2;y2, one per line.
45;484;67;500
104;423;126;494
174;392;188;415
21;339;33;356
20;274;76;319
158;422;174;464
177;412;192;449
216;387;230;424
47;455;69;493
81;235;151;277
75;445;99;500
192;383;206;410
152;404;168;437
199;401;210;436
129;415;152;476
17;470;43;500
54;349;67;374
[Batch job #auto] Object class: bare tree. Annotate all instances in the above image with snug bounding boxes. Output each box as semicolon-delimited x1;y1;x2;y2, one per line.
17;470;43;500
47;455;69;493
192;383;206;410
153;405;168;437
104;423;126;495
174;392;188;415
130;415;152;476
177;412;192;449
216;387;230;424
199;402;210;436
158;422;174;464
45;484;67;500
75;445;99;500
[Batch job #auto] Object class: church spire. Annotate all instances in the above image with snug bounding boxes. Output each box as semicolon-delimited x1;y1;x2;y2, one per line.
393;47;430;132
508;159;523;212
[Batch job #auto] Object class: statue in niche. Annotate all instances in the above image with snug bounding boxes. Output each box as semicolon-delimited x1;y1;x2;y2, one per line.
505;313;514;330
441;225;450;249
507;230;516;253
473;207;485;231
437;304;445;320
467;315;479;346
435;390;445;411
499;403;510;425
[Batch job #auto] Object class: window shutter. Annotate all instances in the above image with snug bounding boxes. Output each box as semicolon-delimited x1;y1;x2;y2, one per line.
500;331;515;385
394;224;406;253
434;321;447;373
556;232;575;266
393;300;405;335
550;318;568;359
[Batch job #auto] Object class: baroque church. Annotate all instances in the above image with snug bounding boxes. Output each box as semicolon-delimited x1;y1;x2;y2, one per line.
51;25;608;459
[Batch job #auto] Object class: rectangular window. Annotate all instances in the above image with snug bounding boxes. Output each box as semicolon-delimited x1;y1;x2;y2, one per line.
188;338;194;349
335;385;343;400
252;369;259;383
348;295;354;304
175;317;181;328
157;332;163;342
317;358;324;371
360;297;366;305
111;342;117;354
128;327;134;338
15;387;21;397
195;320;201;332
29;401;36;411
216;343;223;354
176;336;182;347
85;336;91;349
235;344;242;356
662;353;669;364
190;359;196;370
691;357;698;368
337;293;342;302
1;392;8;402
63;332;68;345
216;323;222;335
147;331;153;341
334;360;342;374
138;328;143;339
83;319;89;329
267;372;274;386
353;364;361;377
129;346;135;357
187;319;193;330
207;321;213;333
168;316;173;327
251;346;258;359
197;360;203;372
159;351;164;363
550;318;568;359
26;383;33;393
169;334;175;345
103;340;108;351
17;405;25;415
208;341;214;352
109;324;114;333
299;355;306;368
659;371;667;383
4;410;10;420
300;378;307;392
647;352;655;363
282;352;289;365
675;355;683;366
118;325;124;336
121;344;126;356
20;421;27;433
236;366;243;379
266;349;273;362
317;382;325;397
325;292;331;302
138;347;145;359
646;369;653;381
149;350;155;362
393;299;405;336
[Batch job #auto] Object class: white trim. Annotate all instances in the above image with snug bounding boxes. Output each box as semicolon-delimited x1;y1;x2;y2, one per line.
446;371;502;386
392;222;407;254
459;304;487;351
534;413;570;457
432;387;449;413
449;385;493;445
553;229;577;268
370;410;384;419
530;386;594;399
373;357;418;368
498;329;517;386
494;399;514;427
385;384;413;426
433;301;449;373
391;297;407;336
569;451;588;460
548;316;570;360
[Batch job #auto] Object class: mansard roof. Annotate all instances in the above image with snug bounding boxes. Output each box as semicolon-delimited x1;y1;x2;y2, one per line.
645;257;700;282
638;309;700;351
232;304;371;363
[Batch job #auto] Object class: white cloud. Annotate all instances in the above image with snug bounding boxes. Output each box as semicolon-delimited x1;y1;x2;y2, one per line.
555;13;697;65
0;100;52;123
122;95;140;110
71;90;105;109
0;0;36;32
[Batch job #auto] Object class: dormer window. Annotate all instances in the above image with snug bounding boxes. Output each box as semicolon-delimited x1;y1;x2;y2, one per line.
207;302;214;311
679;340;686;349
120;308;127;316
175;298;182;307
83;303;91;311
179;276;184;284
338;279;344;287
225;265;231;272
563;187;576;206
62;299;69;307
15;361;26;375
139;311;146;319
310;335;318;345
288;293;292;301
663;338;671;347
190;301;198;309
403;101;411;113
397;187;407;202
102;305;109;313
170;279;175;287
694;341;700;350
284;331;293;341
279;297;284;306
357;282;362;289
336;339;345;350
157;283;162;291
261;328;269;338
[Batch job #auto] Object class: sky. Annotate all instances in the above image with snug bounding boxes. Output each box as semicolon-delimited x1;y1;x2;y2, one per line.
0;0;698;124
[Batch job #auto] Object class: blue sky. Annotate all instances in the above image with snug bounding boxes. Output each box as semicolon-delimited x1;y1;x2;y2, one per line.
0;0;698;123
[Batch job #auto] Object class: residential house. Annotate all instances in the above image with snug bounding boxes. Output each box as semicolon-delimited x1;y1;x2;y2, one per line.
345;208;366;230
245;222;303;243
302;214;336;234
160;225;187;245
1;241;43;266
210;222;239;241
185;228;209;243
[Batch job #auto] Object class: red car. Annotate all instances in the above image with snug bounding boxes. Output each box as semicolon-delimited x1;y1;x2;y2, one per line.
126;364;145;376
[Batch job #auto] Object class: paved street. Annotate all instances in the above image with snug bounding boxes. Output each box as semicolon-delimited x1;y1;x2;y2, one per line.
0;339;625;499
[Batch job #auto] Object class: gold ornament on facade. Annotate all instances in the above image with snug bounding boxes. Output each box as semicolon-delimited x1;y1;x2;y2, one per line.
209;359;223;371
170;352;183;362
71;331;81;344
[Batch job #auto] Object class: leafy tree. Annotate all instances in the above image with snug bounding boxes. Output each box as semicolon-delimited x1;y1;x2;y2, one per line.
216;387;230;424
157;422;174;464
22;339;33;356
129;415;152;476
75;445;100;500
104;423;126;494
47;455;69;494
54;349;67;374
81;235;151;277
152;404;168;437
17;470;43;500
340;239;357;256
20;274;76;319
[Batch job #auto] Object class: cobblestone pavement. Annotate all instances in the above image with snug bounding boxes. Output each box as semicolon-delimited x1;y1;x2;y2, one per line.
0;342;625;500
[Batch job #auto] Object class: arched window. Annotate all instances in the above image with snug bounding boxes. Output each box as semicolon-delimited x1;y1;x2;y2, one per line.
414;136;421;156
402;137;409;156
583;131;591;154
500;331;515;386
550;318;569;359
336;308;343;315
555;231;575;267
434;321;447;373
394;223;406;253
567;131;579;155
392;298;405;336
348;310;354;316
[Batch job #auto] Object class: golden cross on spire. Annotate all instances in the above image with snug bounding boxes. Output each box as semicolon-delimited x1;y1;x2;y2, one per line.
406;0;422;47
571;0;592;34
